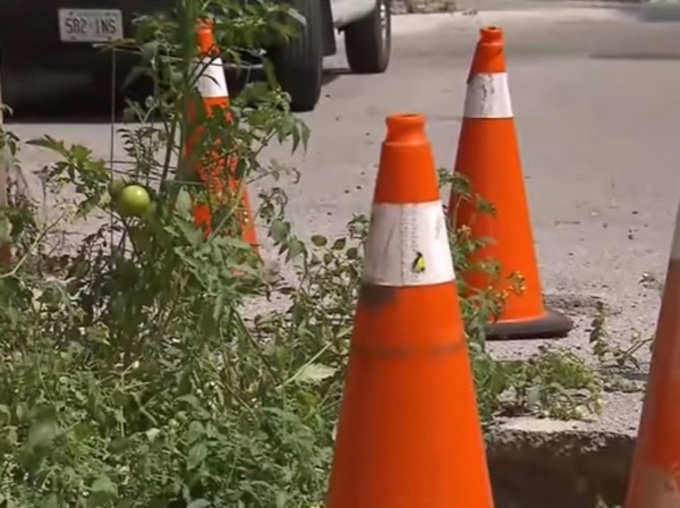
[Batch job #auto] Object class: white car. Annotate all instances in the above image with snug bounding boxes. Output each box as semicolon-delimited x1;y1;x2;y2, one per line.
271;0;392;112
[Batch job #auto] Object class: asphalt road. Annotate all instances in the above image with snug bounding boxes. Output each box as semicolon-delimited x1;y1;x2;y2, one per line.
5;2;680;435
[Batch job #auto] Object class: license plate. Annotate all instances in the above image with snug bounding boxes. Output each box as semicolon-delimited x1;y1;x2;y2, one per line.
58;8;123;43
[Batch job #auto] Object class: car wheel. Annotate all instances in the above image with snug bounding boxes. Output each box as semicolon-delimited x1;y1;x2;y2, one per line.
344;0;391;74
270;0;323;112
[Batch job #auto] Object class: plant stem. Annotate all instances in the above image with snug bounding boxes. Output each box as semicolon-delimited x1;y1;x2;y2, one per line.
0;213;66;279
234;310;283;385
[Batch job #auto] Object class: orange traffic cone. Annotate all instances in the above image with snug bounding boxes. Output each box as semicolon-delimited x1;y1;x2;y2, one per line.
624;203;680;507
326;113;495;508
187;18;258;249
449;26;572;340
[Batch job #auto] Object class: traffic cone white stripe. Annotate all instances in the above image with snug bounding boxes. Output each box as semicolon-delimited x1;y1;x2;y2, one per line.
196;56;229;98
362;201;455;287
671;204;680;260
463;72;513;119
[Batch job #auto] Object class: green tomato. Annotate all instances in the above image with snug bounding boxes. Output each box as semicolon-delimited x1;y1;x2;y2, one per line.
108;178;126;198
117;184;151;217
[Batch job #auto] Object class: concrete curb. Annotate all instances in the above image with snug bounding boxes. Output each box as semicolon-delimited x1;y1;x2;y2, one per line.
486;421;635;507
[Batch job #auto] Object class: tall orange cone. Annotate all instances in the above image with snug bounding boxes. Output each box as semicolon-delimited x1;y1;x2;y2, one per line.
187;18;258;249
449;26;572;340
326;113;495;508
624;203;680;508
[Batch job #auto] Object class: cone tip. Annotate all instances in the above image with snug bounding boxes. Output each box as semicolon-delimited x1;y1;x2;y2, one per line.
385;113;427;143
196;16;217;54
480;26;503;42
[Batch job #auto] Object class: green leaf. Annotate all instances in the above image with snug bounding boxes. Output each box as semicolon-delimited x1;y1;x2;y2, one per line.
285;239;306;262
39;494;58;508
0;217;10;243
73;423;93;441
26;135;66;155
187;501;211;508
129;225;152;252
141;41;159;61
270;219;289;244
262;58;278;89
91;474;117;495
300;123;311;151
109;437;133;453
295;363;336;384
177;394;203;410
187;442;208;470
310;235;327;247
0;404;10;424
212;292;225;323
332;238;346;251
346;247;359;260
186;421;205;444
177;219;203;247
146;428;161;443
5;426;17;446
176;189;193;217
526;385;541;407
27;420;58;450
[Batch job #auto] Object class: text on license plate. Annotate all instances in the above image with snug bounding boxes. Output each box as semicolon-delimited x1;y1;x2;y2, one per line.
58;9;123;42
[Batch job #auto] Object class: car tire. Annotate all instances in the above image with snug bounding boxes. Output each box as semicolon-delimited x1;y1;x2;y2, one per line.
270;0;323;112
344;0;391;74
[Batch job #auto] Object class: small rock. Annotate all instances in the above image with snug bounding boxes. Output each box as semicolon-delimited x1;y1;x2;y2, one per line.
632;210;639;215
639;272;662;291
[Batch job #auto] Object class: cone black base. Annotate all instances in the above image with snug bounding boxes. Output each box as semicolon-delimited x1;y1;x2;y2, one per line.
484;307;573;341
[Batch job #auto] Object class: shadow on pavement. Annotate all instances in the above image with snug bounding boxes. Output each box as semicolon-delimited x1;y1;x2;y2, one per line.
322;67;349;85
590;51;680;60
616;2;680;22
